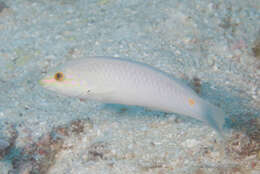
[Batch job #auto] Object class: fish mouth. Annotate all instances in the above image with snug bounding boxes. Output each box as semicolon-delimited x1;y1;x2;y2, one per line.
39;76;54;87
39;79;46;86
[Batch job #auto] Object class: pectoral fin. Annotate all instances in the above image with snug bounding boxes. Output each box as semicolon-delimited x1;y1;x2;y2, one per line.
86;84;117;101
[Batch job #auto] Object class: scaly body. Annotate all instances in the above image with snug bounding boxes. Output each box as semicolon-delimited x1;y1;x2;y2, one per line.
40;57;227;137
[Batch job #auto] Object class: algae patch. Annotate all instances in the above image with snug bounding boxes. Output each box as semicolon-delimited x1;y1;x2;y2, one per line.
252;40;260;59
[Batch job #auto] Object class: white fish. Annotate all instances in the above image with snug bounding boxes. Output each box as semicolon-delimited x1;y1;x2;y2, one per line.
40;57;227;137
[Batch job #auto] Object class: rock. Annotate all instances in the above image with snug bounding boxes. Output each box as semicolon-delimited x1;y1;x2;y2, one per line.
0;2;8;13
0;138;9;150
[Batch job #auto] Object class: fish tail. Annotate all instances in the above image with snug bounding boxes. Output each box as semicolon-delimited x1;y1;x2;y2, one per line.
201;101;228;139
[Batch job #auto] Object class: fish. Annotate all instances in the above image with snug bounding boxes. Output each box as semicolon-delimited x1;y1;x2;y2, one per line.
39;56;228;138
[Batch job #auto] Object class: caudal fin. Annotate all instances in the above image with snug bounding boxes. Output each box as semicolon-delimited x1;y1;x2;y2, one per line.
201;101;228;139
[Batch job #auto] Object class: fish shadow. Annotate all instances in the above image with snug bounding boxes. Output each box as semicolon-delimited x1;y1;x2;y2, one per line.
101;80;260;139
201;81;260;139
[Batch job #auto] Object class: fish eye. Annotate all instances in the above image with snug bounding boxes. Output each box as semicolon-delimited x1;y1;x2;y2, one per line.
54;72;64;81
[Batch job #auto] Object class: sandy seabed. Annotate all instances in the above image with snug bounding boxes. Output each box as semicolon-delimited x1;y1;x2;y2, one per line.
0;0;260;173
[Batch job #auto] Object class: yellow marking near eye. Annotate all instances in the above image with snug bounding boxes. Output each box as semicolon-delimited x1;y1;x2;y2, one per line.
188;98;195;106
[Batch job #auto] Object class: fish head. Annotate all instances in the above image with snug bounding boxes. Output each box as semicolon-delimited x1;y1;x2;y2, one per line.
39;63;89;98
